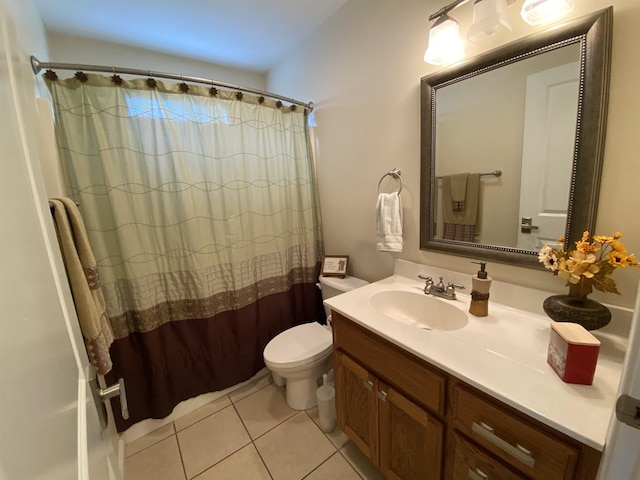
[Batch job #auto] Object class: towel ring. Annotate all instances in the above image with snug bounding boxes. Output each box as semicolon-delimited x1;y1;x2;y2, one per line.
377;168;403;195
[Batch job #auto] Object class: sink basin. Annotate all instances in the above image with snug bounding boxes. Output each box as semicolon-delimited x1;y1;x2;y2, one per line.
370;290;468;331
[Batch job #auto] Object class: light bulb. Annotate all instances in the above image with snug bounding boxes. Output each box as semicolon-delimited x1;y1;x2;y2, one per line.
467;0;511;45
521;0;574;26
423;14;465;66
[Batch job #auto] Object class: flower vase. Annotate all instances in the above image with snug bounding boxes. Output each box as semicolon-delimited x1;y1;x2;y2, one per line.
542;283;611;330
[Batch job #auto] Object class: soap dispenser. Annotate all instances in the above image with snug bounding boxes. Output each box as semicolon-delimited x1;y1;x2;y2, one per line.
469;261;492;317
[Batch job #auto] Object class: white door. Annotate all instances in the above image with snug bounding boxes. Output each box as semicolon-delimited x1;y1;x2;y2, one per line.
517;62;579;250
0;2;123;478
597;283;640;479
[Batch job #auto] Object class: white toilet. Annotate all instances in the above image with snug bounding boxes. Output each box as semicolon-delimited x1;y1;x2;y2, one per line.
263;275;368;410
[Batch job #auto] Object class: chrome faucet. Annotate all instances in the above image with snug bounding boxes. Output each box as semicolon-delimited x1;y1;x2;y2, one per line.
418;275;465;300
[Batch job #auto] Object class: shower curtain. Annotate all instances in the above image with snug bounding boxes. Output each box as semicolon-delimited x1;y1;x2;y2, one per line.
46;73;324;431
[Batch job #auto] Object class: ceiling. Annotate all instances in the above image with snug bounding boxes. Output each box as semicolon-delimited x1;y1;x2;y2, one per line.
33;0;350;73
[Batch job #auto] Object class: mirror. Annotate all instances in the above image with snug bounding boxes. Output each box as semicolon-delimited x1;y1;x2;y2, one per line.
420;8;612;269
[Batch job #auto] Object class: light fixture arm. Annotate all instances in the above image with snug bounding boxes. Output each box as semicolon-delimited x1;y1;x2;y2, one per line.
428;0;472;22
428;0;516;21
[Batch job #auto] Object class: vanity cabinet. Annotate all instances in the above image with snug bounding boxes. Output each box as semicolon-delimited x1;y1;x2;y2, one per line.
334;312;446;479
331;311;602;480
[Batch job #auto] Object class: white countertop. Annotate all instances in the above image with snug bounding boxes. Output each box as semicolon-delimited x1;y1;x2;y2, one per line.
324;261;629;451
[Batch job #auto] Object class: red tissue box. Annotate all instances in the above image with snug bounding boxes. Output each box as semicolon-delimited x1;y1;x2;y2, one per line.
547;322;601;385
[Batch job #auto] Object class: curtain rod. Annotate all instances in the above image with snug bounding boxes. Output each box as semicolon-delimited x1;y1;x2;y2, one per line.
30;56;314;111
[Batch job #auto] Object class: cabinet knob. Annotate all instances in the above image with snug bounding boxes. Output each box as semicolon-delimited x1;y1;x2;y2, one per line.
363;380;373;391
377;390;388;402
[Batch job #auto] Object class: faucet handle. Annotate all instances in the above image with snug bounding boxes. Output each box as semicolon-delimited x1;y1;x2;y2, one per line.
446;282;465;296
418;275;433;295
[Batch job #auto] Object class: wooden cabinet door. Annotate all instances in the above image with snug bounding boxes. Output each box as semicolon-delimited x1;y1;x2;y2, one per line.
335;351;379;465
379;381;444;480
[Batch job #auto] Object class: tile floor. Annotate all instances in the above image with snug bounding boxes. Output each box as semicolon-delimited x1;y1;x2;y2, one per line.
124;375;386;480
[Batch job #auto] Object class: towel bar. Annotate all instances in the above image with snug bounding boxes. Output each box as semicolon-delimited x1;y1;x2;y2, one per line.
437;169;502;180
377;168;403;195
49;199;80;213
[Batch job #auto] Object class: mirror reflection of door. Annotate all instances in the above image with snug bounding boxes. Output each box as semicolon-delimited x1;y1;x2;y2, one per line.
517;62;579;250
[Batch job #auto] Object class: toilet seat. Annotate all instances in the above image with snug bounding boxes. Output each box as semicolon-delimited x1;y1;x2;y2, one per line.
264;322;332;369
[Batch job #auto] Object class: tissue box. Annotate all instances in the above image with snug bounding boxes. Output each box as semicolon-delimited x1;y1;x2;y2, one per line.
547;322;601;385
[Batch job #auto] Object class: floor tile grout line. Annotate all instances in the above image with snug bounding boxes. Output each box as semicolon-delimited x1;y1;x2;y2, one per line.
186;440;256;479
300;450;343;479
235;403;338;479
127;375;271;456
233;384;299;443
128;377;272;457
230;400;275;479
174;394;232;433
127;375;368;480
169;422;189;480
301;409;369;480
303;408;334;443
126;395;232;457
124;424;177;460
250;408;300;442
249;439;275;480
128;379;281;478
228;378;273;405
182;402;260;479
247;408;339;480
125;437;166;459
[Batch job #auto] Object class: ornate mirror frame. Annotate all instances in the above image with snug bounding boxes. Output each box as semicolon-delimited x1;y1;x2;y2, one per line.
419;8;612;269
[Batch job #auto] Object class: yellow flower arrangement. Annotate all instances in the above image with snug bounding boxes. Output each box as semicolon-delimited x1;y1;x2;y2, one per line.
538;231;640;297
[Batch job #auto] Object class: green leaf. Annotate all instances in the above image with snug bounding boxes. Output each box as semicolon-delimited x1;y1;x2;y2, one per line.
593;276;620;294
598;262;616;276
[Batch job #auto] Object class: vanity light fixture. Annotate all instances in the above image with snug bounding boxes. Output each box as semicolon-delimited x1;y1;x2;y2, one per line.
423;13;465;66
467;0;511;45
520;0;575;25
424;0;575;65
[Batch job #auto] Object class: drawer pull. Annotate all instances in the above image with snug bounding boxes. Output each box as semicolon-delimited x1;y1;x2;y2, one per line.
516;444;533;456
468;468;489;480
472;421;535;469
363;380;373;391
377;390;388;402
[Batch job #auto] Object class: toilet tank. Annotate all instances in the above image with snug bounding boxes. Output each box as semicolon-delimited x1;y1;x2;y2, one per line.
318;275;368;318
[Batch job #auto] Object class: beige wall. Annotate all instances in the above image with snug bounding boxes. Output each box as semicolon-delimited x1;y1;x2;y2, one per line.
5;0;49;97
46;33;266;90
268;0;640;309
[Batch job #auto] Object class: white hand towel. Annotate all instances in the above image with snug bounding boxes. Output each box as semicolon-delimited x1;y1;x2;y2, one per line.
376;193;403;252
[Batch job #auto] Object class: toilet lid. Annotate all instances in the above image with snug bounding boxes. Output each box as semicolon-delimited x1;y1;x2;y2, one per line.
264;322;332;368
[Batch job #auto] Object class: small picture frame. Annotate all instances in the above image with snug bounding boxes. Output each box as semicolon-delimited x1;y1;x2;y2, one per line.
321;255;349;277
